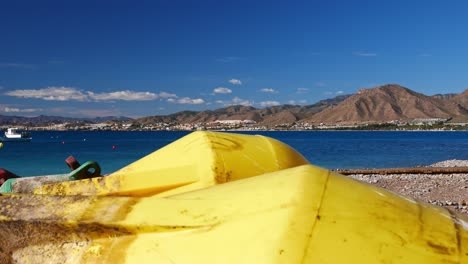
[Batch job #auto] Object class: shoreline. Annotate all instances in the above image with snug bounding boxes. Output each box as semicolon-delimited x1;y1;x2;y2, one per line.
347;159;468;216
7;128;468;132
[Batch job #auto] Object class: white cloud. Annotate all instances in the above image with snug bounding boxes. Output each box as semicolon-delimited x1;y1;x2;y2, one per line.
88;90;158;101
288;99;307;105
259;101;280;107
213;87;232;94
217;97;253;106
324;90;345;96
189;98;205;104
228;79;242;85
158;92;177;98
217;97;285;107
354;52;377;57
3;107;42;113
168;97;205;104
232;97;253;106
296;88;309;94
5;86;177;102
6;87;89;101
259;88;278;93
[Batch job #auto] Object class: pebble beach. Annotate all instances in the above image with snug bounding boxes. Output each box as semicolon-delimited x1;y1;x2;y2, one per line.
348;159;468;216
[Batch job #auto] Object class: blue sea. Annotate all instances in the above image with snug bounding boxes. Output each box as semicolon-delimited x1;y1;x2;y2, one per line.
0;131;467;176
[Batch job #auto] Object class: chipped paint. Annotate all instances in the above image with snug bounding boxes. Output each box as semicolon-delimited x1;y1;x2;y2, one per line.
0;132;466;263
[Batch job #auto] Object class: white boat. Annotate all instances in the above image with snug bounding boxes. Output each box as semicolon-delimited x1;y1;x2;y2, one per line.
2;128;32;142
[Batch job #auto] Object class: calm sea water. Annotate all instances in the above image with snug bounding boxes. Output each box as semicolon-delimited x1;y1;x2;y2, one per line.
0;131;467;176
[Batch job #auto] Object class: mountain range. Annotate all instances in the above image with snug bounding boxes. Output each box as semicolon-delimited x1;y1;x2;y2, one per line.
136;94;352;126
1;84;468;126
136;84;468;125
304;84;468;124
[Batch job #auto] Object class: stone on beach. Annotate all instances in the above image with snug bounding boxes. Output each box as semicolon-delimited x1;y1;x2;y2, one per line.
347;159;468;216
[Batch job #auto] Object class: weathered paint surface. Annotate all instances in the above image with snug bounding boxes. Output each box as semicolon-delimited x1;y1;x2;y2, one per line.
33;131;309;197
0;162;102;194
0;132;466;263
0;165;467;263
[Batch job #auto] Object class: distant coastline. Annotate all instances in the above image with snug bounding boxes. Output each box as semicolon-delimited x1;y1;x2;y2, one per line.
1;84;467;132
1;121;467;132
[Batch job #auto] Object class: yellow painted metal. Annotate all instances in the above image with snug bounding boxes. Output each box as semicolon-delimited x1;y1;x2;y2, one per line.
0;165;467;263
33;131;309;197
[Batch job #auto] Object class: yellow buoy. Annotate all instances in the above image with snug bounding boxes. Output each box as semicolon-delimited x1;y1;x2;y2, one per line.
0;131;467;263
0;142;3;148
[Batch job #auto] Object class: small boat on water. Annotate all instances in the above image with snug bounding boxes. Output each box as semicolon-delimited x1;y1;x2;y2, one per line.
1;127;32;142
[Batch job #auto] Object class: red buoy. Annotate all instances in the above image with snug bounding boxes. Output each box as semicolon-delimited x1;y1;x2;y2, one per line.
65;156;81;171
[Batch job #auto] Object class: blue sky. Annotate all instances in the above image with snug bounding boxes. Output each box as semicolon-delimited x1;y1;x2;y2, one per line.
1;0;468;118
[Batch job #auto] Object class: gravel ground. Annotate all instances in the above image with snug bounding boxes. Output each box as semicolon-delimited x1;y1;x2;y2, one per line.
347;160;468;217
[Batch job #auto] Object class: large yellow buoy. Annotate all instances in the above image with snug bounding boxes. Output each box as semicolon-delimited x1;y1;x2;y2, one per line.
0;142;3;148
0;131;467;263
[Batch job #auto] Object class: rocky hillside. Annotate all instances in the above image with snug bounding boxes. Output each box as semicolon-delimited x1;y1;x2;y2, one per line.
450;89;468;109
2;85;468;127
303;84;468;124
431;93;458;100
136;95;351;125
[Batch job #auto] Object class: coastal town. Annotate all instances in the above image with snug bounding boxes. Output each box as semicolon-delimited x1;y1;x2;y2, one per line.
1;117;467;132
